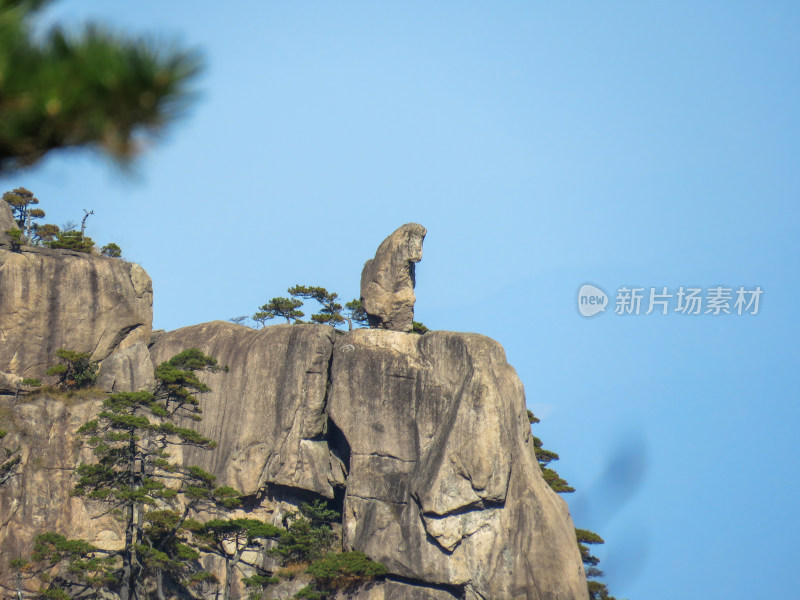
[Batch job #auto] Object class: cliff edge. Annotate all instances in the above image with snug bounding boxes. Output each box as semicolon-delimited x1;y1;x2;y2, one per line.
0;226;588;600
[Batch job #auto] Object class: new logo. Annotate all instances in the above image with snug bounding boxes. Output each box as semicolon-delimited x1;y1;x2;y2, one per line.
577;283;608;317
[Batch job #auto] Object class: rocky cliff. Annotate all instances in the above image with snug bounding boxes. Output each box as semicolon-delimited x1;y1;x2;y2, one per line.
0;231;588;600
0;242;152;393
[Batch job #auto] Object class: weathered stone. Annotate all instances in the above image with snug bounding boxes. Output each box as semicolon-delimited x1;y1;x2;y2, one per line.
0;233;591;599
328;329;588;600
0;371;22;394
332;580;460;600
149;321;345;498
97;340;155;392
0;246;152;380
0;200;16;245
0;396;122;583
360;223;426;332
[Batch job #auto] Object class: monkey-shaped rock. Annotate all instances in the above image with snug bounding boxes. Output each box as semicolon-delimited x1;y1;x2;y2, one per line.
360;223;426;332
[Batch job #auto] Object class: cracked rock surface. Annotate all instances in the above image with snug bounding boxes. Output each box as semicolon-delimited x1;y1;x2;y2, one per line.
149;321;345;499
328;329;588;600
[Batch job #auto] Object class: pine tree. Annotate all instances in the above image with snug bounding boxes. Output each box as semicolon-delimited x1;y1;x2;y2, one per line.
70;349;223;600
289;285;346;328
527;410;575;493
344;299;370;330
0;0;202;175
253;297;305;326
253;286;370;331
527;410;621;600
47;230;95;252
45;349;99;389
2;187;44;237
100;243;122;258
194;518;281;600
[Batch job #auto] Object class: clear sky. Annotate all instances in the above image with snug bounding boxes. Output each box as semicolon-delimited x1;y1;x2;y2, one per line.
3;2;799;599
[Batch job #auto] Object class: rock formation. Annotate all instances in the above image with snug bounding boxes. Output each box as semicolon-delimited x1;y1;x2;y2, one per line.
0;200;16;245
149;321;346;498
360;223;426;332
0;397;123;562
0;224;589;600
328;329;586;600
0;244;152;391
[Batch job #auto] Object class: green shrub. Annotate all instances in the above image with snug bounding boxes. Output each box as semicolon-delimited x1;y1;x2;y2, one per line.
100;242;122;258
47;230;94;253
5;228;22;251
46;349;98;389
268;500;339;564
306;551;387;588
412;321;429;334
20;378;41;387
295;586;326;600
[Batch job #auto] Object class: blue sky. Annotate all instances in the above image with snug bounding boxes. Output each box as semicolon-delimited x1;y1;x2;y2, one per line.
4;2;799;598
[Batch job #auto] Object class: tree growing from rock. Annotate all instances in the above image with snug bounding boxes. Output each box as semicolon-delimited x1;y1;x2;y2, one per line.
289;285;346;328
68;349;224;600
254;286;370;331
194;518;280;600
26;533;117;600
0;0;203;175
31;222;60;245
100;242;122;258
45;349;99;390
253;297;305;326
3;187;44;237
344;299;370;330
527;410;621;600
527;410;574;494
47;230;96;253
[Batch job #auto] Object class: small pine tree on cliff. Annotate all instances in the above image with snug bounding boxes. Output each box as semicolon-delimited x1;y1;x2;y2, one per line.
288;285;346;328
527;410;621;600
193;518;280;600
64;349;224;600
527;410;574;493
3;187;44;237
253;296;305;326
254;286;370;331
45;349;99;389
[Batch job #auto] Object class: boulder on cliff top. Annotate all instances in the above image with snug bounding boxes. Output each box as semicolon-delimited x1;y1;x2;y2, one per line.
0;246;152;383
360;223;426;332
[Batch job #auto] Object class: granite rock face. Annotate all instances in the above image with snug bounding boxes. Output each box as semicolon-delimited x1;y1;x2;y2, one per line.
328;329;587;600
0;397;123;572
0;201;16;244
332;580;461;600
97;340;156;392
0;246;152;383
0;239;589;599
360;223;426;332
149;321;346;498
